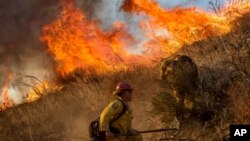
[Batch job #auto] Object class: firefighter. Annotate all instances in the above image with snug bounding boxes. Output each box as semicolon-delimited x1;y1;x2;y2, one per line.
99;81;143;141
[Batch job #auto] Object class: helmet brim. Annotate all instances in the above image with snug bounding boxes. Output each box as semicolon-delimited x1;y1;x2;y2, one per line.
113;89;133;95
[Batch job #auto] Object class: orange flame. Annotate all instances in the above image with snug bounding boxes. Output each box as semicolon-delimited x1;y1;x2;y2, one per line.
26;82;49;103
1;73;14;111
41;0;140;75
26;82;62;103
122;0;232;53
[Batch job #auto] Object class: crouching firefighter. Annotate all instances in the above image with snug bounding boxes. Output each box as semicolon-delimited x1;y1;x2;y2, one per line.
89;81;143;141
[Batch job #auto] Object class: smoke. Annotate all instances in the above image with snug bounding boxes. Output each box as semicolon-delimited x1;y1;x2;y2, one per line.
76;0;104;18
93;0;147;54
0;0;61;104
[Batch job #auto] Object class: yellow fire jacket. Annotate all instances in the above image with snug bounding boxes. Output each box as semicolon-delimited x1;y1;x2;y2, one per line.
99;97;133;134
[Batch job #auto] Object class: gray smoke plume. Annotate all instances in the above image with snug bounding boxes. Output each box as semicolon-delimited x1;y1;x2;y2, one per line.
0;0;61;104
93;0;147;54
76;0;103;17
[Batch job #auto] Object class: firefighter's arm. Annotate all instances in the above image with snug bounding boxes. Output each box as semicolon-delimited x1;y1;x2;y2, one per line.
99;100;123;132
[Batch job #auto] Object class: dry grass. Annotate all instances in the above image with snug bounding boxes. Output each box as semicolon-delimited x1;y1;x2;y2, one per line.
0;65;160;141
